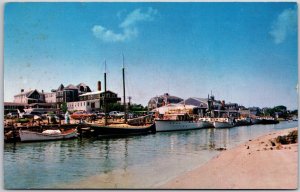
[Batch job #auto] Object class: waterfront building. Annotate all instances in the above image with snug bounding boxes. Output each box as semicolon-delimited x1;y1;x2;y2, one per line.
55;83;92;108
148;93;183;110
67;90;121;112
13;89;45;104
225;103;239;110
44;92;56;103
4;102;27;114
179;97;209;117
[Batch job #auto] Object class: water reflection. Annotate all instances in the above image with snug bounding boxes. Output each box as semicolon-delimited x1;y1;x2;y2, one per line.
3;121;298;189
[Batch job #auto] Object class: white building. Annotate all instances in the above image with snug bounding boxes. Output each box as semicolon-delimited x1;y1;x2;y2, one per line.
44;92;56;103
66;90;121;112
67;99;100;112
14;89;45;104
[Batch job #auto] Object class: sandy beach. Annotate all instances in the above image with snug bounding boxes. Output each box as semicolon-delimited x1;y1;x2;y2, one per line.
161;127;298;189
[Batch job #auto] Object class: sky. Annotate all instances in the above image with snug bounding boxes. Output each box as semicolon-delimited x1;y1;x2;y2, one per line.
4;2;298;110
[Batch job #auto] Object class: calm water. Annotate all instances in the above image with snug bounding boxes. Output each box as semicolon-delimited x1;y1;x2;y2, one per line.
4;121;298;189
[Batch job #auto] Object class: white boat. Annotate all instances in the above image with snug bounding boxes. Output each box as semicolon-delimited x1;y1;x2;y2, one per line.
19;128;77;142
155;113;202;132
213;118;235;128
198;117;214;128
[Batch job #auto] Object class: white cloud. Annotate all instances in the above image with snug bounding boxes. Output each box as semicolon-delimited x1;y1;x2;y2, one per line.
92;7;158;43
270;7;297;44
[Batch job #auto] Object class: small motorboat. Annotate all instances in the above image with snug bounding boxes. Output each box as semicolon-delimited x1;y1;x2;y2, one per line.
19;128;78;142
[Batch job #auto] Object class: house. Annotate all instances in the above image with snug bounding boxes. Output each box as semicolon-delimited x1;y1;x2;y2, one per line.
77;83;92;94
67;90;121;112
148;93;183;110
44;92;56;103
13;89;45;104
55;83;92;108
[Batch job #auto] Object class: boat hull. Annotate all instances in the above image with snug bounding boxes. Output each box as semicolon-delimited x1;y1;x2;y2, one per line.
199;121;214;128
155;120;203;132
213;122;234;128
90;123;155;136
19;129;77;142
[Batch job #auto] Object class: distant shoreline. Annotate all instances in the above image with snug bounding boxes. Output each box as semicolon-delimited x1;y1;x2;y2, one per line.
161;127;298;189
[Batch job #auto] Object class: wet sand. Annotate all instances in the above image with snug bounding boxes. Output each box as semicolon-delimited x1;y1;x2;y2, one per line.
161;127;298;189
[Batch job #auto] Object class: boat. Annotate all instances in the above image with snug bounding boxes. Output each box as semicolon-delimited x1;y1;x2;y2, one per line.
70;111;95;120
213;118;235;128
155;113;202;132
89;57;155;137
251;116;279;124
19;128;78;142
235;117;252;126
251;117;263;124
198;117;214;128
260;117;279;124
90;123;155;136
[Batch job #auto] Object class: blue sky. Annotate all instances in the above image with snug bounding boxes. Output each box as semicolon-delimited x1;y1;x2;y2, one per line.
4;2;298;109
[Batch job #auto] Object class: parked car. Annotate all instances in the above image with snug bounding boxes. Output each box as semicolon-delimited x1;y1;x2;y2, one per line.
109;111;124;118
96;112;106;119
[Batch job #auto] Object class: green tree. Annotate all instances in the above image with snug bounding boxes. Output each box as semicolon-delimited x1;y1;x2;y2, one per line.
61;102;68;113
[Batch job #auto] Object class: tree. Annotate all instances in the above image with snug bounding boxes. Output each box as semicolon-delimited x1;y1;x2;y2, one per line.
61;102;68;113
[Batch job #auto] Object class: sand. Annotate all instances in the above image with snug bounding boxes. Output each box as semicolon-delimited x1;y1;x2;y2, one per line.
161;127;298;189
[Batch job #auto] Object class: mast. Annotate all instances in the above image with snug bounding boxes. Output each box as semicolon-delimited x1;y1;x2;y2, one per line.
104;60;108;126
122;54;127;123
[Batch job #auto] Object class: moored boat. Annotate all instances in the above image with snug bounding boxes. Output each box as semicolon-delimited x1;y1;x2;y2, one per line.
155;113;201;132
198;117;214;128
213;118;235;128
89;123;155;136
19;128;77;142
235;117;252;126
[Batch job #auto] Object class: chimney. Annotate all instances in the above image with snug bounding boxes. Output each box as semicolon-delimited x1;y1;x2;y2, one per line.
97;81;101;91
21;89;24;93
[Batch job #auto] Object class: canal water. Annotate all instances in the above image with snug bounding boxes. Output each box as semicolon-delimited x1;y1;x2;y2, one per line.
4;121;298;189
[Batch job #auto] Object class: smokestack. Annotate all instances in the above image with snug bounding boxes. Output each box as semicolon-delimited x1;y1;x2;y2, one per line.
21;89;24;93
97;81;101;91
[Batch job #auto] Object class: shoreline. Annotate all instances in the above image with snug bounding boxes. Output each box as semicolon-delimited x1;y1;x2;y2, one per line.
160;127;298;189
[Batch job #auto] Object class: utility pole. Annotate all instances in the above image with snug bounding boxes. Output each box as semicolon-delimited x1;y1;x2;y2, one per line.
104;60;108;126
122;54;127;123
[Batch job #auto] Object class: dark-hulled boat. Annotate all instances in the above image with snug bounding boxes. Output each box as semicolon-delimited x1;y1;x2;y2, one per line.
90;57;155;137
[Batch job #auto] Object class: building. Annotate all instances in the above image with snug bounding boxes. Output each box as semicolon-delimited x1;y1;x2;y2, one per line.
225;103;239;110
13;89;45;104
55;83;92;108
148;93;183;110
77;83;92;94
179;97;209;117
67;90;121;112
44;92;56;103
4;102;27;114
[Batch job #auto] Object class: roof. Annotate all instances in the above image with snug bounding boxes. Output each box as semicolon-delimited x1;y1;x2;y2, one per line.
57;84;64;91
179;97;208;107
79;90;117;97
150;93;183;101
64;84;79;90
14;89;42;97
77;83;88;87
4;102;28;106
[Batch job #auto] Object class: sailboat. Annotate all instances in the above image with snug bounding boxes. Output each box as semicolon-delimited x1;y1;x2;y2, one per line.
89;56;155;137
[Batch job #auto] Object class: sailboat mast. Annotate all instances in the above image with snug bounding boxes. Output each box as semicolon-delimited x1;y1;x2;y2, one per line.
122;54;127;123
104;60;108;126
